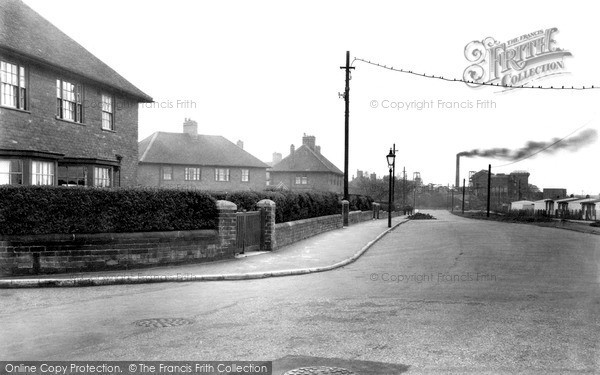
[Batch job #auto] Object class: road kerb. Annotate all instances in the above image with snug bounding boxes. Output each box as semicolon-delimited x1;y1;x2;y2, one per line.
0;219;408;289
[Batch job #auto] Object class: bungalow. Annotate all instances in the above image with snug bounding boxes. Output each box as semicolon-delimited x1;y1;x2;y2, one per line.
580;199;600;221
510;200;534;211
138;119;268;191
533;199;555;213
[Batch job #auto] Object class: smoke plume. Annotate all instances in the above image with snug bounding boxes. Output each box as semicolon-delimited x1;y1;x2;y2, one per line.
458;129;598;160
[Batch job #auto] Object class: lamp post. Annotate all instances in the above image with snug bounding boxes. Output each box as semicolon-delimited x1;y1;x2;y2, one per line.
386;148;396;228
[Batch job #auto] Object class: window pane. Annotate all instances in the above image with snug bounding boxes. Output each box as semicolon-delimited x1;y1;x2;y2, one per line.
94;167;111;187
56;79;82;122
31;161;54;185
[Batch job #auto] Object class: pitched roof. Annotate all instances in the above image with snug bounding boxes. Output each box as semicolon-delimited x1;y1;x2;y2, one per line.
138;132;268;168
270;145;343;174
0;0;152;102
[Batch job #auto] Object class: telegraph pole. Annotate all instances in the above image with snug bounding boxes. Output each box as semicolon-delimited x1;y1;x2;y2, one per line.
340;51;354;201
462;178;466;214
486;164;492;217
403;166;406;207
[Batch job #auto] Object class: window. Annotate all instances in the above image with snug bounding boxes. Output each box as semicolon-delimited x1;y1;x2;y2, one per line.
295;175;308;185
215;168;230;181
101;94;113;130
31;161;54;185
185;167;201;181
0;159;23;185
94;167;111;187
241;169;249;182
58;165;87;186
162;166;173;180
0;61;26;110
56;79;83;122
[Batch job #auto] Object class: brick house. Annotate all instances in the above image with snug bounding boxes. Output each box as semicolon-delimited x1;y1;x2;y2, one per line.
138;119;268;191
0;0;152;187
269;134;343;193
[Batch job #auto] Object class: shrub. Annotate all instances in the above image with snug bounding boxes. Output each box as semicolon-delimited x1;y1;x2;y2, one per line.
0;186;218;235
408;212;436;220
348;194;373;211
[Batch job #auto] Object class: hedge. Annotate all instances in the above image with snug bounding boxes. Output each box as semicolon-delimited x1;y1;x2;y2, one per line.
0;186;373;235
209;189;341;223
0;186;218;235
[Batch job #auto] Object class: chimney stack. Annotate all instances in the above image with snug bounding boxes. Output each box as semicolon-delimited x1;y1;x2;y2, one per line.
455;154;460;189
290;144;295;155
236;140;244;149
183;118;198;137
315;145;321;154
302;134;316;150
272;152;282;165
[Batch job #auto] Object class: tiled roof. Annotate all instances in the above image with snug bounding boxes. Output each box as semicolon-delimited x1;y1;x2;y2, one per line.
270;145;343;174
138;132;268;168
0;0;152;102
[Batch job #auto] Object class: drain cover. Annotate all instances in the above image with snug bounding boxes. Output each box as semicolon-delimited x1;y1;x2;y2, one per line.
133;318;194;328
283;367;355;375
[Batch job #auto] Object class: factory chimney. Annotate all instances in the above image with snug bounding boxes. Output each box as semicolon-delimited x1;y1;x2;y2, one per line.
455;154;460;189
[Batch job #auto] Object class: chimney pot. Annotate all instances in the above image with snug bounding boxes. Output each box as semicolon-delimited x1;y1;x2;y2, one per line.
183;118;198;137
302;134;316;150
237;140;244;149
290;144;295;155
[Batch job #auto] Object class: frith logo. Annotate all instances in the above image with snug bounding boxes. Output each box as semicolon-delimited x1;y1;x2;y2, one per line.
463;28;572;88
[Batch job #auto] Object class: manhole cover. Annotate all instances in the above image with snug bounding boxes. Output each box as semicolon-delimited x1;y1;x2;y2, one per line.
283;367;355;375
133;318;194;328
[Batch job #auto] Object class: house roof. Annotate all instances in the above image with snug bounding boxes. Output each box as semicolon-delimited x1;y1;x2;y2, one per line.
555;197;581;203
511;200;534;204
0;0;152;102
270;145;343;175
581;198;600;205
138;132;268;168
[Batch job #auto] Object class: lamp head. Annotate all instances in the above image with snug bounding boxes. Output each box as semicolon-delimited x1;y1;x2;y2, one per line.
386;148;395;168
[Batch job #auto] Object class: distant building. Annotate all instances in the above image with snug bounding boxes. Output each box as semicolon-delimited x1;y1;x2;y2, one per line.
510;200;535;211
471;170;530;200
269;134;343;193
138;119;268;190
0;0;152;187
543;188;567;199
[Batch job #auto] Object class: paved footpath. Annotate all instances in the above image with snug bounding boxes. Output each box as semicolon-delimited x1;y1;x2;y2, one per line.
0;216;407;288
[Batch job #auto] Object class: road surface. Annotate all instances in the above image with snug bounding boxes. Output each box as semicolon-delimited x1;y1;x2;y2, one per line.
1;210;599;373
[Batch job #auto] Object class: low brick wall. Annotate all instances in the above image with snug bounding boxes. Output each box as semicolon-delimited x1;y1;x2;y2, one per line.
0;230;233;276
275;214;343;249
348;210;374;225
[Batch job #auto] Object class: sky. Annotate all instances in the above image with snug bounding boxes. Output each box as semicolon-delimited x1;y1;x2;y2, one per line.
23;0;600;195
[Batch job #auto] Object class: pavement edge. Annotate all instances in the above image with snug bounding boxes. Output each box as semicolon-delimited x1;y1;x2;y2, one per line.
0;219;409;289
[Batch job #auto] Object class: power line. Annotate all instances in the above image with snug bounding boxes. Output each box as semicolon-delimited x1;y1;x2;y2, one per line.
352;57;600;90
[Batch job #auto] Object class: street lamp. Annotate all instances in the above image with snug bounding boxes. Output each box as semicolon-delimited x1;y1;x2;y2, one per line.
386;148;396;228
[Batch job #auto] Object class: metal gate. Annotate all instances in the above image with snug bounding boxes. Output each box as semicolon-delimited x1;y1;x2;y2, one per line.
235;210;265;253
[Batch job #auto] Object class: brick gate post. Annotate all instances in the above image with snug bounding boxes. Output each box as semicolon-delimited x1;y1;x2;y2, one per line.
257;199;276;251
216;200;237;251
